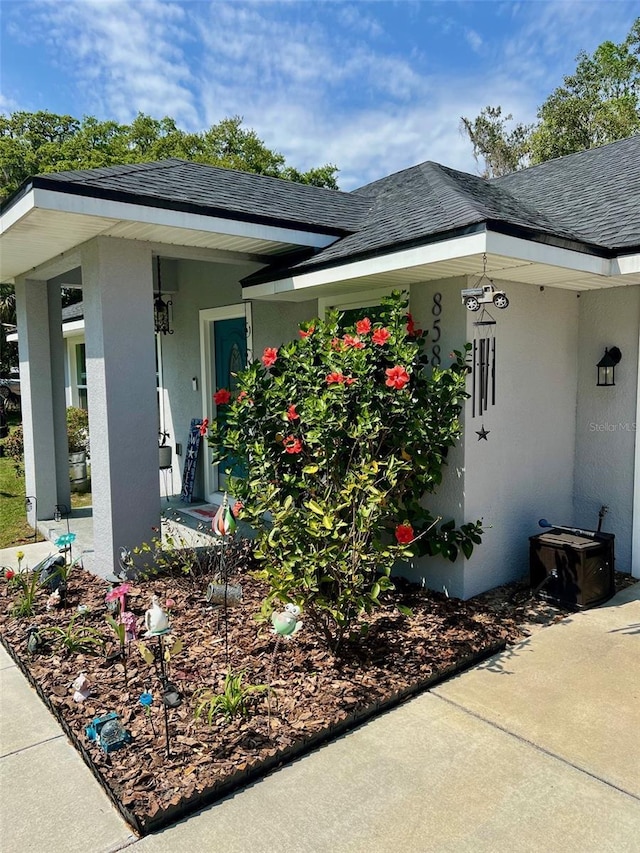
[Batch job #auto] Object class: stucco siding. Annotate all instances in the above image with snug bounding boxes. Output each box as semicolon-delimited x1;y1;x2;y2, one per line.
573;284;640;573
402;278;469;597
462;282;579;598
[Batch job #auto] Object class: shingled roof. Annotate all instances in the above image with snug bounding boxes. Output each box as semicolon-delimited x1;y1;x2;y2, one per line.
20;158;371;236
244;135;639;285
494;135;640;253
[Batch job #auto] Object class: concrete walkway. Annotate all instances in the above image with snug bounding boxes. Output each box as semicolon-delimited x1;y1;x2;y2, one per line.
1;544;639;851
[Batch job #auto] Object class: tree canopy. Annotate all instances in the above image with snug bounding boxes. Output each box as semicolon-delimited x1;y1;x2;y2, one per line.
0;112;339;201
461;18;640;177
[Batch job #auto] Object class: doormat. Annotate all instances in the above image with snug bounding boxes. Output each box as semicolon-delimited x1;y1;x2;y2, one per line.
179;503;220;521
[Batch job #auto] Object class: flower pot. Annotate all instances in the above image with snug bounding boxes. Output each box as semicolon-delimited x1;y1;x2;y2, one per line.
69;451;89;492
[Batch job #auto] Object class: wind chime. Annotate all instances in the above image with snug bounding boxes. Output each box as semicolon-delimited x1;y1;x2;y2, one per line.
462;255;510;440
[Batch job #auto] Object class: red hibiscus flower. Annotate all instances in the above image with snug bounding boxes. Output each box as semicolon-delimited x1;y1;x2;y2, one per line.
385;366;410;389
262;347;278;368
283;435;303;454
214;388;231;405
299;326;315;338
395;522;414;544
343;334;364;349
232;500;244;518
331;338;342;350
199;418;209;436
326;372;345;384
5;569;15;580
372;327;391;346
406;313;423;337
356;317;371;335
287;404;299;421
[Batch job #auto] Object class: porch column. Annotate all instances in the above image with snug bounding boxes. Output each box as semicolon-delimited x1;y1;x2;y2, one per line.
81;237;159;572
633;324;640;579
14;278;71;523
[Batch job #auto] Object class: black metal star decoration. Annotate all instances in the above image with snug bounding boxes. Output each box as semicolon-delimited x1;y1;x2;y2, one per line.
476;425;490;441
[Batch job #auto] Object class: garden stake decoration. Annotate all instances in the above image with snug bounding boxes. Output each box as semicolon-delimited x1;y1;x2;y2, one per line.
143;595;174;758
208;493;237;665
139;690;156;736
267;603;303;735
55;531;76;566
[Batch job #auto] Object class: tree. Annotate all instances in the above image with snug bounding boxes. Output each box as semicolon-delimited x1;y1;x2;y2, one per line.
529;19;640;163
0;111;339;201
461;18;640;175
0;283;17;380
210;292;483;649
460;106;531;178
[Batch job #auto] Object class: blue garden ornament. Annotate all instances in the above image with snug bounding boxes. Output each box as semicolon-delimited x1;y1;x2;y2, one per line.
55;532;76;549
85;712;131;753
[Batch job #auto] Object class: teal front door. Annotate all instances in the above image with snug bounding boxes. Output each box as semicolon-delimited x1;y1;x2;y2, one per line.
214;317;247;487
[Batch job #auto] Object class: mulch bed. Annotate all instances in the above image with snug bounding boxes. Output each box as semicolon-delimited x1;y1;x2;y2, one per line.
0;562;635;835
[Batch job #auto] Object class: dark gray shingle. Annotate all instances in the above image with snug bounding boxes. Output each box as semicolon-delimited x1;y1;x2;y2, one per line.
37;159;371;234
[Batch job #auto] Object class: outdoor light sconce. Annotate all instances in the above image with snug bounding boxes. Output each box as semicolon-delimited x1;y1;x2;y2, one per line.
25;495;38;543
154;257;174;335
54;504;71;535
596;346;622;387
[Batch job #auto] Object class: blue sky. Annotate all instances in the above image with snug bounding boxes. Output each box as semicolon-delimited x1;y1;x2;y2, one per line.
1;1;637;189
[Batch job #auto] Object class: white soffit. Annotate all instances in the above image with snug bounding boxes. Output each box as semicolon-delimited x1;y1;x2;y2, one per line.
0;187;338;281
244;230;635;301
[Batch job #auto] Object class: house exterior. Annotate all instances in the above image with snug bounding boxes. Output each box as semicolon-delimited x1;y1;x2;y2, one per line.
1;137;638;597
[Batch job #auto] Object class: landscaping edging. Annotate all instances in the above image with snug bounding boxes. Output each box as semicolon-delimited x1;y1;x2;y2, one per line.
1;631;505;836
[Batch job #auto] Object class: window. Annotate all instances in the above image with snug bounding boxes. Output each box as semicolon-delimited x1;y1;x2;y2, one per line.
75;343;87;410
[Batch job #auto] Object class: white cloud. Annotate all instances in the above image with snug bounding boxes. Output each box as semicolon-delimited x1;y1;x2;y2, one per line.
16;0;200;127
2;0;637;188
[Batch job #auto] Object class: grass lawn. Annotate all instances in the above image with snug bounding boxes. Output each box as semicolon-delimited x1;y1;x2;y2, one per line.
0;438;33;548
0;418;92;549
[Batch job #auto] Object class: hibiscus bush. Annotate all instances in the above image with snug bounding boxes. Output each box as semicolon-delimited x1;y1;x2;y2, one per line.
208;291;482;648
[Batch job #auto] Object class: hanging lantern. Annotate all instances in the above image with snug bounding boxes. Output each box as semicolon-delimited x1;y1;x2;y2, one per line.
596;347;621;387
154;257;173;335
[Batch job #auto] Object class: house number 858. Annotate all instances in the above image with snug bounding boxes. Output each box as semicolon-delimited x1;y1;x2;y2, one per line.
431;292;442;366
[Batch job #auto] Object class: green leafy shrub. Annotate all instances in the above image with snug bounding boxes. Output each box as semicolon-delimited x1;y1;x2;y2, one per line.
210;291;483;648
127;513;256;586
1;424;24;477
66;406;89;454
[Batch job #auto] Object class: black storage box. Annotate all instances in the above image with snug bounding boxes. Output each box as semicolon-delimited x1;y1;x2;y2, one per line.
529;529;615;609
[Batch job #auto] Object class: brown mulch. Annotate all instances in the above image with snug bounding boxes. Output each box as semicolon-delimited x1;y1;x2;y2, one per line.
0;564;635;833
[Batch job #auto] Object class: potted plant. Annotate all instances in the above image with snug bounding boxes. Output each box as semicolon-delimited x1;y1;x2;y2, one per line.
66;406;89;491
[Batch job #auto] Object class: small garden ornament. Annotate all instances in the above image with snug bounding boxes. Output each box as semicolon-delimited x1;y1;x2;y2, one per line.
141;596;175;757
271;603;303;639
268;604;303;734
144;595;170;636
139;690;156;736
209;493;237;665
46;589;61;611
85;712;131;754
72;672;92;702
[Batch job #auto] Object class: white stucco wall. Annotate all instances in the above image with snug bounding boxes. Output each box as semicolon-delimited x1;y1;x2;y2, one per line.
401;278;469;597
573;284;640;573
462;281;579;598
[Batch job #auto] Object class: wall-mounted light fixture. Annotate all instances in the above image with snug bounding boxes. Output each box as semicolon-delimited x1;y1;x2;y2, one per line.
596;346;622;387
154;257;173;335
25;495;38;543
